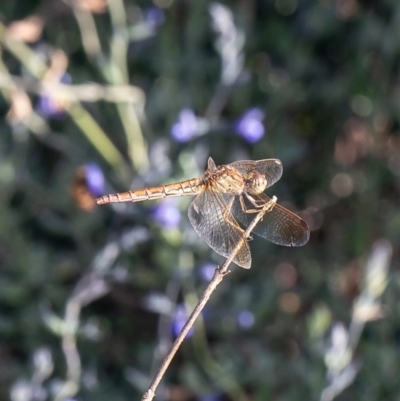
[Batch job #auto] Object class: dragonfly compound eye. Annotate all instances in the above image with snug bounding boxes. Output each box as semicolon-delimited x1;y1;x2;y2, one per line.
245;171;267;194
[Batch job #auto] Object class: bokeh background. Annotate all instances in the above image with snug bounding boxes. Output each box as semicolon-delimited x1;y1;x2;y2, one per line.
0;0;399;400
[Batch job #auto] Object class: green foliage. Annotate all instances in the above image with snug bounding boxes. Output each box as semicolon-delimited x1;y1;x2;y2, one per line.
0;1;399;401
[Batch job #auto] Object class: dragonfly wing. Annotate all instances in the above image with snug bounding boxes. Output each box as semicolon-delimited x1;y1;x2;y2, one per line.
188;190;252;269
232;193;310;246
228;159;283;188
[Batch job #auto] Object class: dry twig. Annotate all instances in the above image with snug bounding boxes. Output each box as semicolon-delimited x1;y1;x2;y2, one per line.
141;196;278;401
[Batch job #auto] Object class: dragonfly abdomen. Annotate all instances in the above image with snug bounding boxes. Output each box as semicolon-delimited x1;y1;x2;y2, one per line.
96;178;204;204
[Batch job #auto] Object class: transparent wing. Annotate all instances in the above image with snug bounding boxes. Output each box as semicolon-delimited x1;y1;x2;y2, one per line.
232;192;310;246
188;190;251;269
228;159;283;188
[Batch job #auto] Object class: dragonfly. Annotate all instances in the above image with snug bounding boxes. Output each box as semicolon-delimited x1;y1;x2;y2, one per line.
96;158;309;269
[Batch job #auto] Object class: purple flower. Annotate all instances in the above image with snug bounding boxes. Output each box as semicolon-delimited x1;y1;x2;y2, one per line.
37;73;71;118
37;96;65;118
171;304;194;338
199;263;217;281
84;163;105;197
171;109;200;142
237;310;255;328
144;7;165;27
235;108;265;143
152;201;181;229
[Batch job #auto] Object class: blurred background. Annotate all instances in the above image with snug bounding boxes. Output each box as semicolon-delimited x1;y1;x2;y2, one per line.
0;0;399;400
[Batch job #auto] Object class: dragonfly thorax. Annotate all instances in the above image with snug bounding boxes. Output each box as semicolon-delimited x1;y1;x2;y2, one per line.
244;170;267;194
205;165;245;195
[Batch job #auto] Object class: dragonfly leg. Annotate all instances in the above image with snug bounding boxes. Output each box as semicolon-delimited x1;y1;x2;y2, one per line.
239;194;263;214
240;194;277;215
223;197;248;234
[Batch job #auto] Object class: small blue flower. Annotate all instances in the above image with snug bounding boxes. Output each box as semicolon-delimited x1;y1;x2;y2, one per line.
84;163;105;197
152;201;181;229
199;263;217;282
144;7;165;27
37;73;71;118
171;304;194;338
235;108;265;143
237;309;255;328
171;109;199;142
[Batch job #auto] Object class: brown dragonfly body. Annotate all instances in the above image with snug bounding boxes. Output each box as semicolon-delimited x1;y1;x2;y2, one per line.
97;158;309;269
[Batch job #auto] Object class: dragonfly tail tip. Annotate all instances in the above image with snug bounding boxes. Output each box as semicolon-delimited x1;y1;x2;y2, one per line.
96;197;107;205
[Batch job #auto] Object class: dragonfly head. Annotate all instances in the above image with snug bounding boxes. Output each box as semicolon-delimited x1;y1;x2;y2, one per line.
244;170;267;194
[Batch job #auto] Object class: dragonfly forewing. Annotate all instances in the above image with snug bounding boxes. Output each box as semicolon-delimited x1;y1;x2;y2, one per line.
232;192;309;247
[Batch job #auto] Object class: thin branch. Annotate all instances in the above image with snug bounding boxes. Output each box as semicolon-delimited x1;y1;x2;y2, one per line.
141;196;278;401
319;239;392;401
64;0;103;61
51;274;110;401
0;72;145;104
0;22;132;176
106;0;149;170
